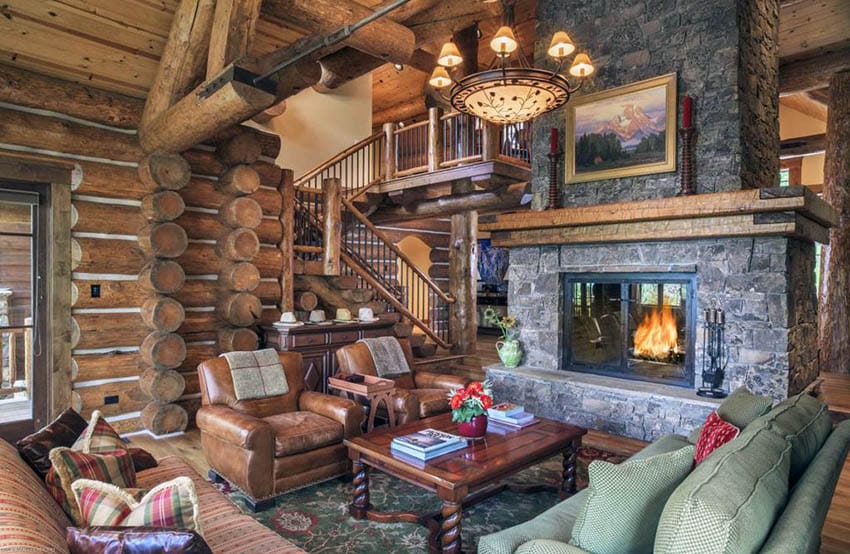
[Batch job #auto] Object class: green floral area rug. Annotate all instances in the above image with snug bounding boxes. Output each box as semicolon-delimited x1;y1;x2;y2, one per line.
210;446;626;553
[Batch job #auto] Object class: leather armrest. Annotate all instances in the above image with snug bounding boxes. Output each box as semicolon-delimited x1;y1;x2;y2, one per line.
413;371;470;391
195;406;273;450
299;391;365;437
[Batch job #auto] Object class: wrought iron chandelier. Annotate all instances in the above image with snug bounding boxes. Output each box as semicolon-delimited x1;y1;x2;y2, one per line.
428;1;594;125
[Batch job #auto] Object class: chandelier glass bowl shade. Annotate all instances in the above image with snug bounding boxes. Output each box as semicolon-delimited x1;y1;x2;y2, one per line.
429;16;594;125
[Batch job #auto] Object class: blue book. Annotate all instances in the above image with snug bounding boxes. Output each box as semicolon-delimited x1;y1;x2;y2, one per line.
490;411;534;425
391;428;463;453
391;440;467;460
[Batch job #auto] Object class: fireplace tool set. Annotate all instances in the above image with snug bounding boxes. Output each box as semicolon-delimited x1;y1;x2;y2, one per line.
697;308;727;398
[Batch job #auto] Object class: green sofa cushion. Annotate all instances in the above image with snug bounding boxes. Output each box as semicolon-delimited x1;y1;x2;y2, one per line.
655;420;791;554
757;393;832;482
516;540;587;554
570;445;695;554
716;387;773;429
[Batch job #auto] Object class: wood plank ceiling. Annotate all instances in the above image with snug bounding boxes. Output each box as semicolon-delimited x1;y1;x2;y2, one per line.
0;0;847;126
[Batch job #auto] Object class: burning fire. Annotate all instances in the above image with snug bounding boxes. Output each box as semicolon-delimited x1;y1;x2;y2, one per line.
634;305;680;360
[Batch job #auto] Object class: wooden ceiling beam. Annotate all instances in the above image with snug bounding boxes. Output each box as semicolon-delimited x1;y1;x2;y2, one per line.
206;0;263;79
315;47;433;92
780;94;828;121
780;133;826;159
260;0;415;65
780;43;850;96
141;0;215;132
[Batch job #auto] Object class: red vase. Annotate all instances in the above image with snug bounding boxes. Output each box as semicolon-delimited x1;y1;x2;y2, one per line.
457;415;488;438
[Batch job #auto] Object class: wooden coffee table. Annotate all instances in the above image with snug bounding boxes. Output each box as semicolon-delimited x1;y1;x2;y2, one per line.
344;413;587;553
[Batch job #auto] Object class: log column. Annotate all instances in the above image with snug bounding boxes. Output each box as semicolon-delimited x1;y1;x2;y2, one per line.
137;151;191;435
215;132;264;352
819;70;850;375
448;178;478;355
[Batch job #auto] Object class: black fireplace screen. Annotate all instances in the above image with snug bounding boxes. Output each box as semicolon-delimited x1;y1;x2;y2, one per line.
562;273;696;387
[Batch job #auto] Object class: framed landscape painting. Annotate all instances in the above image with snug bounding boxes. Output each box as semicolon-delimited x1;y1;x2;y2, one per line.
566;73;677;183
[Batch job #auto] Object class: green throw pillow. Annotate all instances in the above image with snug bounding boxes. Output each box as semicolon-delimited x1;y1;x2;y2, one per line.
717;387;772;429
655;421;791;554
569;445;695;554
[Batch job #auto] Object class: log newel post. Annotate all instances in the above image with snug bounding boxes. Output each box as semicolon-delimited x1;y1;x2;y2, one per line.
482;121;500;162
448;178;478;355
279;168;295;313
428;107;443;172
322;177;342;276
383;122;397;180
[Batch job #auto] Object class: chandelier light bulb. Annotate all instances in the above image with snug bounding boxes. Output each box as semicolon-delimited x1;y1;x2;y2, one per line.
547;31;576;59
437;42;463;68
569;53;595;78
490;26;518;56
428;66;452;89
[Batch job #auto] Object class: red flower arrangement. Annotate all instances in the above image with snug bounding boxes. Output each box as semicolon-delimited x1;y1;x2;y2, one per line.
448;381;493;423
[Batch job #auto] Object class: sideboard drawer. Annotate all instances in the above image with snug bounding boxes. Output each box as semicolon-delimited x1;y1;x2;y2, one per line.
330;330;359;344
363;328;390;339
291;333;327;347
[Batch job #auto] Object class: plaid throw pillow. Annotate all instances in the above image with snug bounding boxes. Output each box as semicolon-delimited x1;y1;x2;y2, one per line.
72;410;126;454
71;477;202;534
48;447;136;525
694;411;741;464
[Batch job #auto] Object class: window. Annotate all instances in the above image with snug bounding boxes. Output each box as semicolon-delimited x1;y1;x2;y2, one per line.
779;168;790;187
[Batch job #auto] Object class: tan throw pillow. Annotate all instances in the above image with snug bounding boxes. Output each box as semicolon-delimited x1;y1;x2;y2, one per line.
72;410;126;454
71;477;202;534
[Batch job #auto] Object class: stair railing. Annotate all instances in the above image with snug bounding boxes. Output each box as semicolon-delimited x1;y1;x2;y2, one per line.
294;132;385;196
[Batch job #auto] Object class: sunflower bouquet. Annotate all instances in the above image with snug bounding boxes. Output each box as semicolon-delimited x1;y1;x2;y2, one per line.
483;307;519;340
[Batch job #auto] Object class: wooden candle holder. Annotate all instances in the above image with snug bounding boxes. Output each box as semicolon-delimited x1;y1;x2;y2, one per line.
678;127;696;196
547;151;561;209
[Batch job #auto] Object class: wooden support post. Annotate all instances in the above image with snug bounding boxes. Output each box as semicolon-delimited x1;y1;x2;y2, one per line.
322;177;342;276
448;179;477;355
279;169;295;312
207;0;263;79
818;69;850;375
383;122;397;180
428;107;443;172
482;122;500;162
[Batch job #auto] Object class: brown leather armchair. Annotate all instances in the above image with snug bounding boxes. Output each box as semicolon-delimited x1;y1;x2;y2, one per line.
335;338;470;425
196;351;365;511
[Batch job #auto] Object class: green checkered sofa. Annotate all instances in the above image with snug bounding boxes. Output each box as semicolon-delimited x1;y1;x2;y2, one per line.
478;392;850;554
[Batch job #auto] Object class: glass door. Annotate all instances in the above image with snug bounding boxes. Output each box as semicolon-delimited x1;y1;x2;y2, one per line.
0;183;48;440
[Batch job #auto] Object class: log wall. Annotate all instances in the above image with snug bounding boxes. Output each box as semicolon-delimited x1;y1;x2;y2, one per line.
0;66;283;434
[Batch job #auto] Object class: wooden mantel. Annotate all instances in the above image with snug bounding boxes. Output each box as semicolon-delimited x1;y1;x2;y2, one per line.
480;186;838;248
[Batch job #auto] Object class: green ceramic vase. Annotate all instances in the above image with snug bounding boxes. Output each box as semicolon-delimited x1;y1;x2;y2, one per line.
496;339;522;368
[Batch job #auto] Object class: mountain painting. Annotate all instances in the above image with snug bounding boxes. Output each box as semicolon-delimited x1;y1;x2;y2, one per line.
566;74;676;183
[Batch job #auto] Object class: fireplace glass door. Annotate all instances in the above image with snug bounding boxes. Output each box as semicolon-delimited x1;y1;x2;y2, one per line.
563;273;695;387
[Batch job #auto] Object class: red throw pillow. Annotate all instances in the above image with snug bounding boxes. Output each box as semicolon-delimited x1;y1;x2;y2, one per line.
694;411;741;464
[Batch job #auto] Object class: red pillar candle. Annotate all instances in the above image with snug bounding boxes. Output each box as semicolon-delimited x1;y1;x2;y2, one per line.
550;127;558;154
682;95;693;128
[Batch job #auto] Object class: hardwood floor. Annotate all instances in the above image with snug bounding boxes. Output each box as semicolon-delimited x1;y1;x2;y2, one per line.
131;349;850;553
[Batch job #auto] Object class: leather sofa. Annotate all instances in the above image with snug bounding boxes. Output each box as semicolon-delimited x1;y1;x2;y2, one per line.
0;438;306;553
196;351;365;511
335;338;470;424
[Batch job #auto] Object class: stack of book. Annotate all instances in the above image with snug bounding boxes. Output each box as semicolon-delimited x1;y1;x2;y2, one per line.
390;429;468;461
488;402;539;430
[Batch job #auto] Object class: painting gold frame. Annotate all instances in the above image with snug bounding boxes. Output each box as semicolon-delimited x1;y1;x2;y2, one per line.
565;73;677;184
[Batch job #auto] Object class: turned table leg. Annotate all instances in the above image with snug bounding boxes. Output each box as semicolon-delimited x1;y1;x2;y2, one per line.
440;501;462;553
350;459;371;518
561;438;579;498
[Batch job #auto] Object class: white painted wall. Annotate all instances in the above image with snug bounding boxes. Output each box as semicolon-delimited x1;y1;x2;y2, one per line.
779;103;826;186
263;74;373;177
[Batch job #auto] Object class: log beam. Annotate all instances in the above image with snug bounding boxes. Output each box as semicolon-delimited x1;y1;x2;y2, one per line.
780;44;850;96
141;0;215;132
261;0;415;65
819;70;850;375
207;0;263;79
372;182;531;223
448;179;477;355
780;134;826;159
279;169;295;312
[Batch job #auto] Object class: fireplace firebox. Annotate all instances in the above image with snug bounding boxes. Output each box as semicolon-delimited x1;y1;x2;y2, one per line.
561;273;696;387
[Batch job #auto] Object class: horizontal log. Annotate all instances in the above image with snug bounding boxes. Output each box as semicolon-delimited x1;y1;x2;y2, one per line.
219;196;263;229
176;211;228;241
179;177;282;215
429;248;449;263
217;228;260;260
255;245;283;277
217;292;262;327
73;161;154;201
0;64;142;129
210;125;281;159
780;134;826;159
780;44;850;95
141;331;187;370
180;342;218;373
175;397;201;429
138;151;191;191
140;368;186;403
216;133;262;165
0;107;143;162
371;182;531;223
428;264;449;279
295;290;318;311
182;371;201;396
74;352;142;382
220;262;261;291
139;260;186;294
72;279;146;309
217;327;258;352
73;201;144;236
172;277;275;307
138;223;189;259
77;380;148;419
256;218;283;244
106;416;143;435
177;242;281;277
218;164;260;196
178;311;219;342
142;402;188;435
260;307;282;327
141;296;186;333
256;280;282;304
141;191;186;222
74;312;148;350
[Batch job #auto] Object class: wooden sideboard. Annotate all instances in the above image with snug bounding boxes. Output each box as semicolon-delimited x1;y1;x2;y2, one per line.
262;320;395;393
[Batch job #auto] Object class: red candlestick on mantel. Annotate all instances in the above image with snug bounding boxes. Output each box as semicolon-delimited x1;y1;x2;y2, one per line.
549;127;559;154
682;95;693;128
